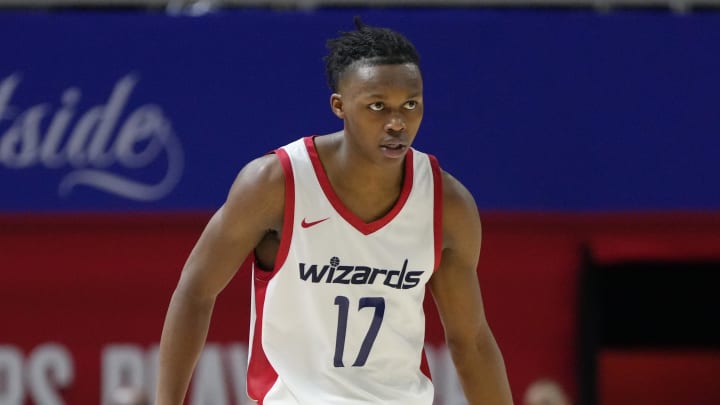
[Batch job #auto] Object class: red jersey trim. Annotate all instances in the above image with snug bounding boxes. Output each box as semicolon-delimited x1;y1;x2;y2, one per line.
274;148;295;272
304;136;414;236
246;149;294;401
429;154;443;272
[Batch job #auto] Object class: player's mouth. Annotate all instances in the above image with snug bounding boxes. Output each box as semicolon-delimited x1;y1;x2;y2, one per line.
380;142;408;159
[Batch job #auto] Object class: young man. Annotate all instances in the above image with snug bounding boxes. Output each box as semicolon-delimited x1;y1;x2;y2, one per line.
156;19;513;405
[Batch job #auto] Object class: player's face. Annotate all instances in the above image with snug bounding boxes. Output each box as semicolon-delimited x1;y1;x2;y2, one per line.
332;63;423;164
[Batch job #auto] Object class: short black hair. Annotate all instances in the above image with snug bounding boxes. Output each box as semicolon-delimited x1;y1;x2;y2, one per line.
324;17;420;92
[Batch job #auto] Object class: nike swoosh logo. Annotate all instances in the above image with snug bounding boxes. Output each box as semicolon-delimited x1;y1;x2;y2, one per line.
301;217;330;228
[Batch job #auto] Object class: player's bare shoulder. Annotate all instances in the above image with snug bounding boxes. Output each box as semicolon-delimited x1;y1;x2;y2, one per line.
439;170;482;251
222;153;286;233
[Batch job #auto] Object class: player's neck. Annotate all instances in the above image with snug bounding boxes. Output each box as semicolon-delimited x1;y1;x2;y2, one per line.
316;133;405;193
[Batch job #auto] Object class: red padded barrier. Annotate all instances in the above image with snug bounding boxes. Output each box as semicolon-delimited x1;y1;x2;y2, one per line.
1;212;719;404
599;350;720;405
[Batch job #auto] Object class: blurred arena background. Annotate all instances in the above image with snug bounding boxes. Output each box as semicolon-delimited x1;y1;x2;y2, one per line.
1;0;720;404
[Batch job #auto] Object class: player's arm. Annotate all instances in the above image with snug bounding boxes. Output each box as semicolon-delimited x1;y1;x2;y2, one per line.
155;154;285;405
428;171;513;405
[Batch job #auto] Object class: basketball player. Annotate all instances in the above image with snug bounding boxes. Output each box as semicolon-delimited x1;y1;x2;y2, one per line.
156;18;513;405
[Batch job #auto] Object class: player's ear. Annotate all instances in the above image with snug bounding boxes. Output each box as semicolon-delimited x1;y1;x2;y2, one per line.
330;93;345;119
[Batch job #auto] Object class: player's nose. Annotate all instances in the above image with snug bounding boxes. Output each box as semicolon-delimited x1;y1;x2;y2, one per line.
384;112;406;133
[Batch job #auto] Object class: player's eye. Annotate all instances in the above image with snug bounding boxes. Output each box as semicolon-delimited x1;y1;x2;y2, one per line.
403;100;418;110
368;102;384;112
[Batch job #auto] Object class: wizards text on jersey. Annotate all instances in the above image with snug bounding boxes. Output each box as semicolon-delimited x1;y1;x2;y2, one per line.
298;257;424;289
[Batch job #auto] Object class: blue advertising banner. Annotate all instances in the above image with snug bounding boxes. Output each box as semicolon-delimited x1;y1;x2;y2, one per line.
1;8;719;211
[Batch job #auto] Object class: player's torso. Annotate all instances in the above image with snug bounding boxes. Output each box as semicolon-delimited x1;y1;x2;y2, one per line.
248;137;442;405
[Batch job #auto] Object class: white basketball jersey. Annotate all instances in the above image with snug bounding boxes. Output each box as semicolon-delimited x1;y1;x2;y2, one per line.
247;137;442;404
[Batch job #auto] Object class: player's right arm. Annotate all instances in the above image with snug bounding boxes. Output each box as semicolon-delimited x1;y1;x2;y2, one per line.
155;153;285;405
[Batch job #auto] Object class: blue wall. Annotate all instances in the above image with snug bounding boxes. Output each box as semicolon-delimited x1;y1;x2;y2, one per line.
1;8;718;211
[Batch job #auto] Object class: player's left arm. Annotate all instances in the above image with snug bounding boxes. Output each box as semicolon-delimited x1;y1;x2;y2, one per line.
428;170;513;405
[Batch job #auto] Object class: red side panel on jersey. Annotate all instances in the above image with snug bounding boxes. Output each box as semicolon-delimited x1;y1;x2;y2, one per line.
247;268;277;403
423;155;441;379
420;348;433;380
423;154;440;377
246;149;295;402
305;136;414;236
429;154;443;272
